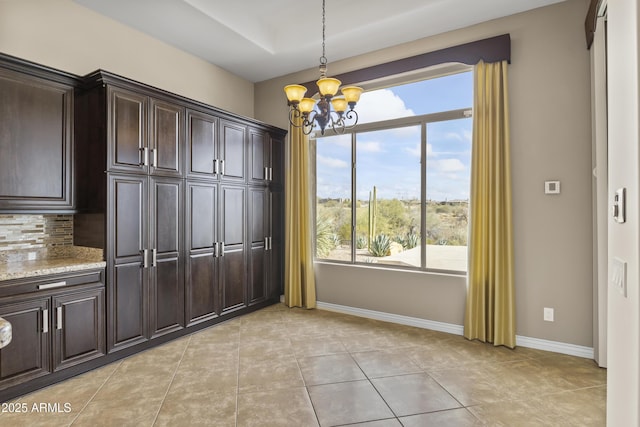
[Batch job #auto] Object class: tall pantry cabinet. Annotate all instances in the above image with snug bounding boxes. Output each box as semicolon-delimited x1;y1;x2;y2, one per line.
74;71;286;353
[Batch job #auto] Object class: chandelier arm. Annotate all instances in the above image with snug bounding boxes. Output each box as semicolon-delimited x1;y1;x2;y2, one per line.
329;111;346;134
288;108;304;128
344;109;359;129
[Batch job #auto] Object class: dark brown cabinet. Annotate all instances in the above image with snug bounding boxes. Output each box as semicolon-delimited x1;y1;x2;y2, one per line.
0;298;50;390
249;128;271;184
185;181;218;325
149;177;184;337
0;57;76;212
108;87;184;177
220;185;247;312
186;111;247;182
52;287;105;371
185;181;248;322
0;270;105;393
108;174;184;351
249;187;271;305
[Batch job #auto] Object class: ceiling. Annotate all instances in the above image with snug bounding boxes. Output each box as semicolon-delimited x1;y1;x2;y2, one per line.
74;0;566;83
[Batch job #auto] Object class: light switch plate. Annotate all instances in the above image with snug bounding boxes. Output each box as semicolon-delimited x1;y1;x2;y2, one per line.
610;257;627;297
545;181;560;194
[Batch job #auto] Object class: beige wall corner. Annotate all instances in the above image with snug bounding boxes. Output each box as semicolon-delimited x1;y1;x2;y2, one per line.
0;0;255;118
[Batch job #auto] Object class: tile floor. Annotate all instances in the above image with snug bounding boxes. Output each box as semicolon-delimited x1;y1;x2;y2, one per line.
1;303;606;426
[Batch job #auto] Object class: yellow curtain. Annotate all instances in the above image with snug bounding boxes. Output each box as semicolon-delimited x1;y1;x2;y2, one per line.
284;116;317;308
464;60;515;348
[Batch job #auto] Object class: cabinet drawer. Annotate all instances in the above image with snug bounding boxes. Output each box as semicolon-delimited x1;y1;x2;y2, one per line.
0;270;104;298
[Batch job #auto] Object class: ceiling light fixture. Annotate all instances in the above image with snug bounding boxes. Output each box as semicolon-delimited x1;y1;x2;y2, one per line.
283;0;363;135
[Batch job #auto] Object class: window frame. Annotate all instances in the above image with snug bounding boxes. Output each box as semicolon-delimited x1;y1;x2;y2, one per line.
312;107;472;276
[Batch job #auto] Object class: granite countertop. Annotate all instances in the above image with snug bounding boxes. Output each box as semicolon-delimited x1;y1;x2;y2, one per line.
0;246;106;281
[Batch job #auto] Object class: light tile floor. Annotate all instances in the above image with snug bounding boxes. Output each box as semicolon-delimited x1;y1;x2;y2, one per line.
1;304;606;426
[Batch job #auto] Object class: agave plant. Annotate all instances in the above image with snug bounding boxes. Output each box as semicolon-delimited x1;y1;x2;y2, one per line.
356;235;368;249
370;234;391;257
404;232;419;249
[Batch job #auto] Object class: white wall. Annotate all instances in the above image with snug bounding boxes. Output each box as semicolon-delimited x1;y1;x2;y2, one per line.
256;0;594;347
606;0;640;424
0;0;254;117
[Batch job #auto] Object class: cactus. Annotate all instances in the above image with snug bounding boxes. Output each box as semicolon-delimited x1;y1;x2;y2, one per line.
368;186;377;250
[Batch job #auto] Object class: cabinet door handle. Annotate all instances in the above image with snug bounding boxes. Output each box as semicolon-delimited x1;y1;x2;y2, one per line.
264;237;268;248
220;242;225;257
139;147;149;166
152;148;158;167
38;281;67;290
214;159;219;174
268;236;272;251
220;160;225;176
264;167;268;180
213;241;218;258
142;249;149;268
42;309;48;334
56;307;63;330
269;167;273;181
152;248;157;267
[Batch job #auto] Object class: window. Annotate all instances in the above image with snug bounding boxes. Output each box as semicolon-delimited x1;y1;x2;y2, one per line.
313;70;472;273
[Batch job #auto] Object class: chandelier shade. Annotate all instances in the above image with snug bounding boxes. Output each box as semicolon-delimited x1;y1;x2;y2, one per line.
284;0;363;135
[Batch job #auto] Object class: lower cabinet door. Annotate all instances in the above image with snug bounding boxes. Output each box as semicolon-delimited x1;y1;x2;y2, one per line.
109;262;148;351
185;252;218;325
0;298;50;390
52;287;105;371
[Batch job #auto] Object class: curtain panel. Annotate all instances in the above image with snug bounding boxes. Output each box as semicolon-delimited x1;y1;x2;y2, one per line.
284;117;317;308
464;60;515;348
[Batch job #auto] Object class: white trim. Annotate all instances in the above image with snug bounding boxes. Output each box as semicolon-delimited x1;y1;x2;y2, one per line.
315;301;594;359
317;301;464;335
515;335;594;359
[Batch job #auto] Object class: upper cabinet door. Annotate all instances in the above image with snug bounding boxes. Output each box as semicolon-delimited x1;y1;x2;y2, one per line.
219;120;246;182
108;87;148;174
150;99;183;177
186;110;218;179
249;128;270;184
0;68;74;211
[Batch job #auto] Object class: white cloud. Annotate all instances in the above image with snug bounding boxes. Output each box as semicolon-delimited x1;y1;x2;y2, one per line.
433;158;465;172
317;154;349;169
405;143;436;158
444;129;473;142
357;140;382;153
356;89;415;123
320;134;351;148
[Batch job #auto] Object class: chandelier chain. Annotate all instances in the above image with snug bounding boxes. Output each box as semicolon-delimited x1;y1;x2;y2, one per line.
283;0;362;135
320;0;327;69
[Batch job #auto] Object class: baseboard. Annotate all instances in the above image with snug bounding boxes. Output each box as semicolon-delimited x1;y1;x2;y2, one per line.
315;301;594;359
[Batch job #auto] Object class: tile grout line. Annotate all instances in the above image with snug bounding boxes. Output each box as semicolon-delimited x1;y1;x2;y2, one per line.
349;350;401;423
149;335;193;427
292;345;322;427
68;359;124;426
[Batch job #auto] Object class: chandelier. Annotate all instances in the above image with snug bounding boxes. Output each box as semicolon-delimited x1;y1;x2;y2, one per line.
283;0;363;135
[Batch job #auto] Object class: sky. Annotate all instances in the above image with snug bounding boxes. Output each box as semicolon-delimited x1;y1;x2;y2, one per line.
316;71;473;202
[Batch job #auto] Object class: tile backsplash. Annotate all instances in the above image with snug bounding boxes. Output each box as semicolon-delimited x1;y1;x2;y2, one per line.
0;214;73;252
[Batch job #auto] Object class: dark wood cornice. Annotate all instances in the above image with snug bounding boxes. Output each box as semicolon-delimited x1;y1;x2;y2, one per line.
585;0;605;49
300;34;511;94
81;69;287;137
0;52;81;87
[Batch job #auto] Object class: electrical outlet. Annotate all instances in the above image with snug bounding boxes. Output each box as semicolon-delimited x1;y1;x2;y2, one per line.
544;307;554;322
